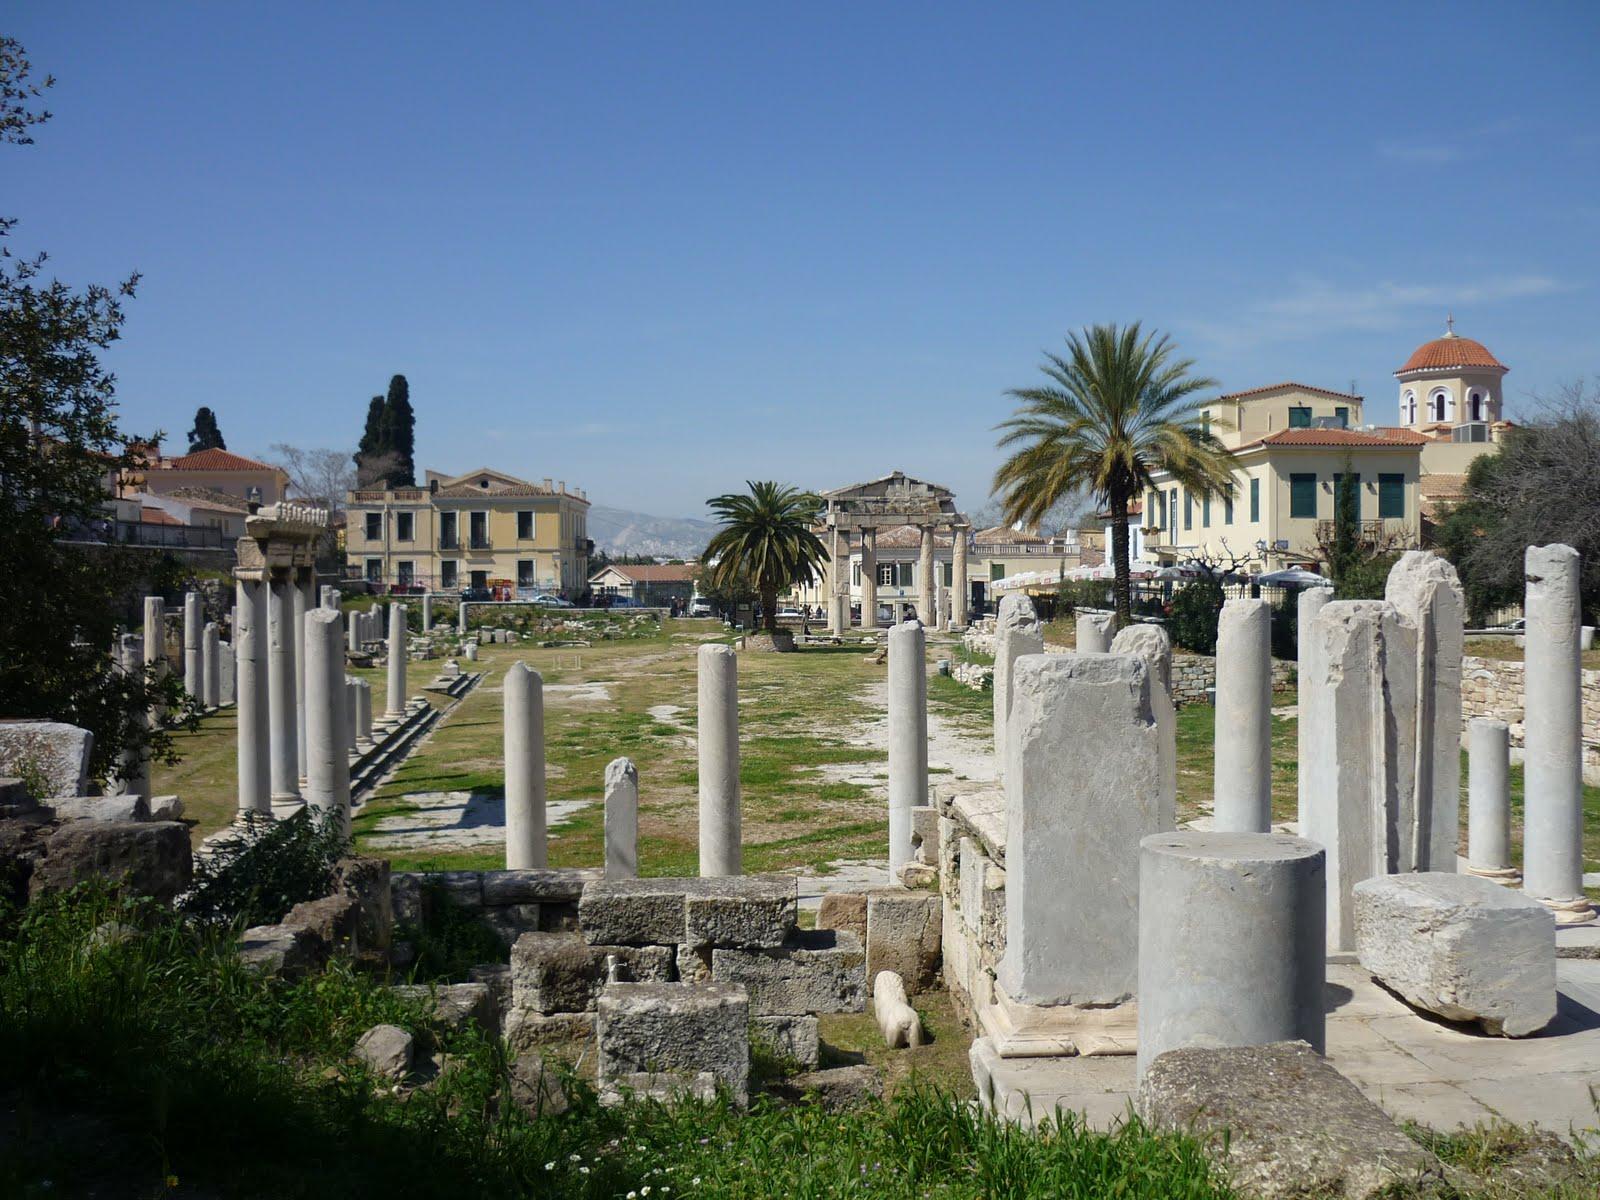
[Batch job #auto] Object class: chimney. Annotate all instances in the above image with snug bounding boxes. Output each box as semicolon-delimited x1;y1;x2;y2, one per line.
543;478;553;491
558;480;566;494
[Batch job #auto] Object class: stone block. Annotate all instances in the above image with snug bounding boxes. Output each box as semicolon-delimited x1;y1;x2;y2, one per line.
751;1013;820;1068
676;942;712;984
148;795;184;821
767;1064;883;1110
502;1008;595;1054
866;888;941;994
815;891;867;948
510;932;674;1014
0;721;93;798
332;855;393;952
508;1049;569;1117
238;924;323;978
1354;872;1556;1036
392;981;500;1037
354;1023;413;1081
1138;1041;1437;1199
711;929;866;1015
579;877;693;945
29;820;191;904
390;872;423;925
597;982;750;1107
600;1070;719;1107
282;892;361;957
46;795;148;822
683;874;796;949
909;805;939;866
483;866;597;905
434;870;484;910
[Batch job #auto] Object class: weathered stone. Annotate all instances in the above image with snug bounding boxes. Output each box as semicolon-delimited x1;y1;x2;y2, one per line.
46;795;148;822
874;970;925;1048
1137;1041;1438;1199
597;982;750;1107
468;962;513;1020
390;871;423;925
711;929;866;1015
282;892;361;957
147;795;184;821
482;866;596;905
508;1049;569;1117
434;869;484;910
1354;872;1556;1036
767;1064;883;1110
238;923;323;978
332;855;393;952
991;596;1043;785
815;891;867;948
481;903;543;947
600;1070;719;1107
392;981;499;1037
354;1023;414;1081
579;877;691;945
865;888;941;994
684;874;796;948
0;721;93;799
510;932;674;1014
751;1013;820;1068
29;820;191;903
502;1008;595;1054
909;805;939;866
676;942;712;984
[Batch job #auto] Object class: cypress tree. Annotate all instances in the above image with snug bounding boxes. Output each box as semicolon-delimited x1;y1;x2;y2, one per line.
353;394;385;487
187;406;226;453
384;374;415;487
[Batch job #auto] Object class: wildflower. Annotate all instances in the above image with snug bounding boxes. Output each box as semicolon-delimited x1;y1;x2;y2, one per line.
569;1154;582;1163
545;1162;555;1171
580;1167;591;1175
643;1189;652;1196
628;1192;637;1199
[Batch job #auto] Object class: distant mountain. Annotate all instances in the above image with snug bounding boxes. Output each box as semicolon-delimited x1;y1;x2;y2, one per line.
587;505;717;559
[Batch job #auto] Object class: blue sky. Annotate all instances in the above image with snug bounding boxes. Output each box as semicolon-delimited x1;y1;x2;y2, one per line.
8;2;1599;517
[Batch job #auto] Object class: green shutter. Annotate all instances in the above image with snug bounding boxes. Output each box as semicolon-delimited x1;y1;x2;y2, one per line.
1249;478;1260;522
1224;490;1234;524
1289;474;1318;519
990;562;1005;581
1183;491;1192;530
1288;407;1312;429
1378;474;1405;519
1202;494;1211;527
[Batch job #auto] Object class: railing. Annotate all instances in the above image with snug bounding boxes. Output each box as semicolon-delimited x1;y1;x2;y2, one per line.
60;518;231;551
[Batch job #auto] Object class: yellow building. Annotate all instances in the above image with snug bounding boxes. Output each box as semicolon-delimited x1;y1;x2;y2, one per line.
345;467;591;596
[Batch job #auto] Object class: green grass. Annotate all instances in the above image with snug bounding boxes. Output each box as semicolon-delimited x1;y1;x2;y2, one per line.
1172;703;1299;826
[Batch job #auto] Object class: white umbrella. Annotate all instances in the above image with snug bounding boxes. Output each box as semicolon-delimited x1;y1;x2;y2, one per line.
1256;568;1332;588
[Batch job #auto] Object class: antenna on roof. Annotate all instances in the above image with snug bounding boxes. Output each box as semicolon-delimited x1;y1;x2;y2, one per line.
1349;379;1358;396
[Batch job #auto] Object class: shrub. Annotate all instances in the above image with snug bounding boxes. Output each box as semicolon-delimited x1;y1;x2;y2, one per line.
1167;579;1224;655
181;808;350;929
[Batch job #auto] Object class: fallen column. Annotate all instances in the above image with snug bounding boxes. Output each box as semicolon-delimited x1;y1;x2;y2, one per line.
385;603;408;718
1213;598;1272;833
1136;831;1325;1081
1521;544;1594;924
1466;718;1517;882
697;644;741;876
504;662;547;869
887;620;928;875
302;608;351;834
991;594;1043;784
604;756;639;880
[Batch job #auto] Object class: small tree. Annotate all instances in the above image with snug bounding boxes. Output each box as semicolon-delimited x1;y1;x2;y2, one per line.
382;374;416;488
701;482;827;635
353;394;386;487
186;405;225;452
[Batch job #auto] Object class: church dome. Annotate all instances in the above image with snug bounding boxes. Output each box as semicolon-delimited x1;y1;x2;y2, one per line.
1396;325;1507;375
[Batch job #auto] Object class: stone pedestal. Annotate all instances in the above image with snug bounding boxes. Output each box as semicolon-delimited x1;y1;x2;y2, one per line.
1294;586;1333;832
504;662;547;869
697;644;740;876
303;609;351;834
991;595;1043;784
1213;599;1272;833
1466;718;1518;881
1521;544;1594;924
385;603;408;718
604;756;639;880
235;577;271;814
1137;832;1325;1080
887;621;928;874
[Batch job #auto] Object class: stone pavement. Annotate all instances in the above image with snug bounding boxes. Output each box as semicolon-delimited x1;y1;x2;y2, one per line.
975;946;1600;1139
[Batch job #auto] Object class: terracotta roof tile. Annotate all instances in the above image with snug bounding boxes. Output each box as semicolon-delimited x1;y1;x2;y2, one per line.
972;524;1044;544
591;563;698;583
1236;427;1428;451
1396;335;1506;375
163;448;278;471
139;507;184;526
1218;382;1365;403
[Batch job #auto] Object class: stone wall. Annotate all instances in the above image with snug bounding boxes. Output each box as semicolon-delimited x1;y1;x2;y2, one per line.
932;783;1007;1024
1461;655;1600;783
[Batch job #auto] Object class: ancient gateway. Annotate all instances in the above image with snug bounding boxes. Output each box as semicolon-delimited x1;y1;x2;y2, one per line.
819;471;971;634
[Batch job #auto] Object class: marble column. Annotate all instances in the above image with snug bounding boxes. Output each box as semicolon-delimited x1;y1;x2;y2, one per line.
302;609;350;834
320;585;339;610
183;591;203;698
859;528;878;630
504;661;547;869
422;593;433;631
293;573;310;779
143;596;167;724
917;526;935;625
202;622;221;710
1521;544;1594;924
1466;717;1517;882
110;634;150;800
267;572;300;805
888;620;928;874
828;528;845;636
344;677;360;754
697;643;741;876
386;602;407;718
952;523;970;627
355;679;374;750
605;756;639;880
1213;598;1273;833
1294;586;1333;833
235;576;271;814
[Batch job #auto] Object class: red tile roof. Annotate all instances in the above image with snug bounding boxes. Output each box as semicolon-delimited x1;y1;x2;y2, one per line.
1236;427;1428;451
1218;382;1364;402
1396;335;1506;375
139;507;184;526
972;524;1044;544
164;448;278;472
594;563;698;583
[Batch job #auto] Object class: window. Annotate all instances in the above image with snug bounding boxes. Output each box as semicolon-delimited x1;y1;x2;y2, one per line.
364;558;382;582
396;512;414;542
943;562;953;586
1378;474;1405;519
1470;392;1483;421
1169;489;1178;531
1289;473;1318;519
364;511;381;540
440;560;458;590
1183;490;1192;530
397;560;414;586
1288;406;1312;429
1202;494;1211;528
470;570;488;590
517;511;533;540
1332;472;1361;522
1224;489;1234;524
1334;406;1349;429
1431;391;1449;422
1154;491;1166;528
880;563;898;587
469;512;489;549
990;562;1006;582
1250;478;1260;522
439;511;458;550
1403;390;1416;424
517;560;534;588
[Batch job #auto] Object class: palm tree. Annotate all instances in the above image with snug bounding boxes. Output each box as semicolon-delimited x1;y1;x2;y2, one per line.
993;322;1235;627
702;481;828;636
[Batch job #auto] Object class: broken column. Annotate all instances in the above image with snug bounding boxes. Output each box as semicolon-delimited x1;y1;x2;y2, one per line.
827;527;845;636
1213;598;1272;833
302;608;350;834
1294;585;1333;833
917;525;935;626
1466;718;1517;882
110;634;150;800
235;575;270;814
385;602;407;719
1111;623;1177;832
991;594;1043;784
183;590;203;698
1137;832;1325;1080
504;662;547;870
859;528;878;630
1521;544;1594;924
1385;551;1465;872
294;573;310;778
951;522;969;627
887;620;928;875
344;678;360;754
355;679;374;750
202;621;222;710
998;653;1161;1007
268;570;300;805
697;643;741;876
422;593;432;631
605;756;639;880
1075;612;1113;653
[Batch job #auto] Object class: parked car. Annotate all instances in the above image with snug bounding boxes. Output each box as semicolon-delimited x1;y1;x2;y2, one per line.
776;606;802;620
533;594;575;608
688;597;714;618
460;587;493;602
